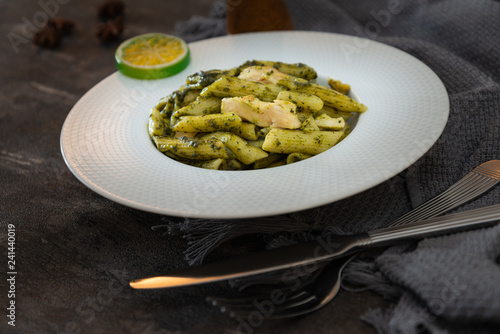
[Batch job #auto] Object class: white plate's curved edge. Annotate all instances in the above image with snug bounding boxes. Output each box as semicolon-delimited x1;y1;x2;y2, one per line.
60;31;450;219
59;74;190;217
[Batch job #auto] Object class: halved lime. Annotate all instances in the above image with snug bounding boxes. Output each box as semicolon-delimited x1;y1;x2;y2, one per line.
115;33;190;79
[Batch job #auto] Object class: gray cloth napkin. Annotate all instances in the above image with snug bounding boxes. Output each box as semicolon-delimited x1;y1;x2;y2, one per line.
355;224;500;333
169;0;500;332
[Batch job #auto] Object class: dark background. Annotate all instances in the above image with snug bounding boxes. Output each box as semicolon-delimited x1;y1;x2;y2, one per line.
0;1;389;333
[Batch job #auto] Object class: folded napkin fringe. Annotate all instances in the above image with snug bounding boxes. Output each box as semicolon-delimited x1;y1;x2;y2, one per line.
153;215;313;265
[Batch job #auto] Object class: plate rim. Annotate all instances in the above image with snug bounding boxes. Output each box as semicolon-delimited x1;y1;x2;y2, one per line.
60;30;450;219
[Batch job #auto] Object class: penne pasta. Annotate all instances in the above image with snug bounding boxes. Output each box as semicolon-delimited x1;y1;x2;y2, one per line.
199;76;283;102
262;129;346;155
170;96;222;125
153;136;230;160
247;138;265;149
328;77;351;95
187;158;228;170
253;153;287;169
277;90;324;113
315;105;353;120
301;115;320;133
148;107;166;137
172;113;242;133
314;114;346;130
239;60;318;81
149;60;367;170
286;153;313;164
202;131;268;165
278;79;368;112
227;159;245;170
232;121;259;141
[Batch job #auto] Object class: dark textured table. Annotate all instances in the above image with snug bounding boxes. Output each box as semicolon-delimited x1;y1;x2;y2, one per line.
1;1;389;333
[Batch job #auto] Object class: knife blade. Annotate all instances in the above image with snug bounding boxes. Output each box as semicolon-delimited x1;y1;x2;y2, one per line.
130;204;500;289
130;233;368;289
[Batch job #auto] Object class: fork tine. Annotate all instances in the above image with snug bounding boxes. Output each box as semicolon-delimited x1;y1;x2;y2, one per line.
474;160;500;179
210;292;318;318
389;163;500;227
268;294;318;317
206;288;307;308
206;257;347;319
267;259;346;318
207;290;314;318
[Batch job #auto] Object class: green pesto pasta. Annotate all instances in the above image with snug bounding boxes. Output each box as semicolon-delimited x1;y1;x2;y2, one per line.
199;76;283;102
153;136;230;160
202;131;268;165
187;158;227;170
148;60;367;170
262;129;346;155
277;90;324;113
171;113;242;133
232;122;259;141
170;96;222;125
148;107;166;137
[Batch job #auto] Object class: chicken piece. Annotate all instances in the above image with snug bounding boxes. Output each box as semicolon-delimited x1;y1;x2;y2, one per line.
238;65;291;84
221;95;301;129
314;114;346;130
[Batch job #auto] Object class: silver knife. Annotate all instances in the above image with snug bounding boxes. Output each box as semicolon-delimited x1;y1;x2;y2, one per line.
130;204;500;289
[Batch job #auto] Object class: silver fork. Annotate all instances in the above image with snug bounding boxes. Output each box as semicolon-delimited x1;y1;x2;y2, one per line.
207;160;500;319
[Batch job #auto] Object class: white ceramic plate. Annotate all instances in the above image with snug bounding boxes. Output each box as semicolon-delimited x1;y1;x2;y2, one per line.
60;31;449;219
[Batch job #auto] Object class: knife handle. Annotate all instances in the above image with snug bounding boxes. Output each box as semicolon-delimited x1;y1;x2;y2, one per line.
367;204;500;245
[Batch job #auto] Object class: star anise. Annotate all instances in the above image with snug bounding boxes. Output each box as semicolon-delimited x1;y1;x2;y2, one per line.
47;17;74;35
98;0;125;20
96;16;124;43
33;18;74;49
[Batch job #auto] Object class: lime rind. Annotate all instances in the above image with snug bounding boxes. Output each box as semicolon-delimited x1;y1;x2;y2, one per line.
115;33;190;80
